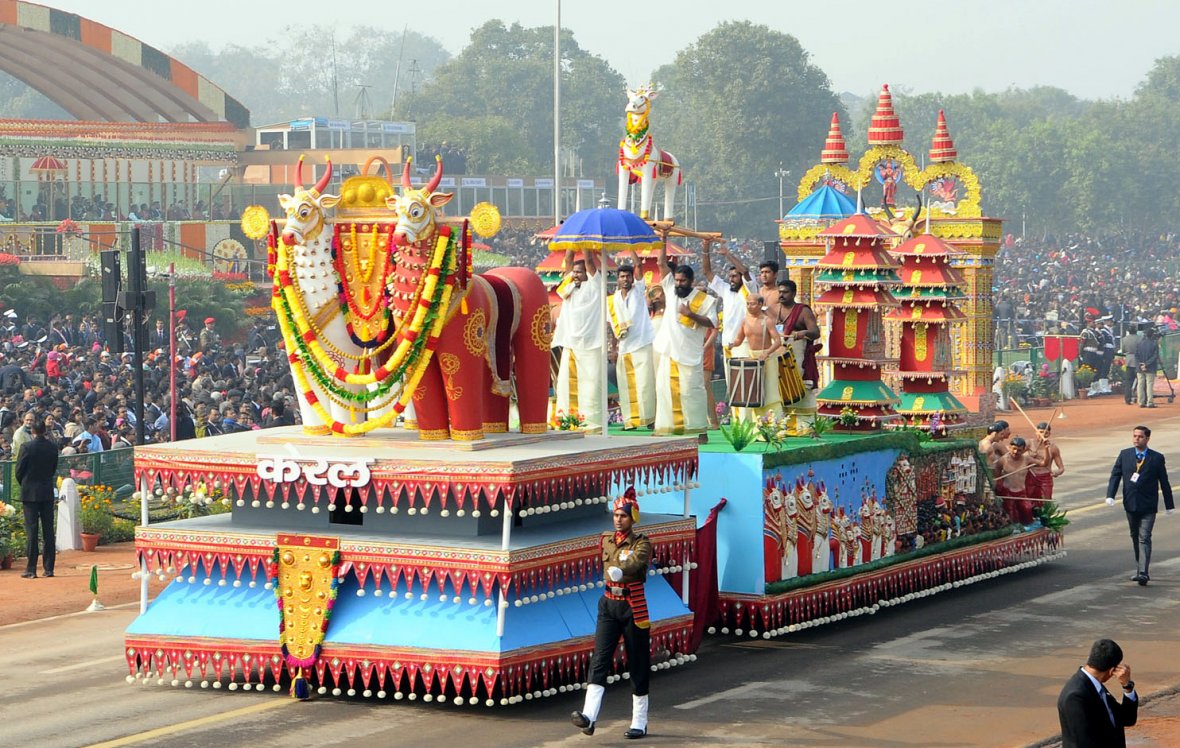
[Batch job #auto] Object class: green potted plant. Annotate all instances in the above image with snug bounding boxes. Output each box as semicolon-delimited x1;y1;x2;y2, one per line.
1073;364;1096;394
0;500;22;568
1002;374;1030;404
78;485;116;550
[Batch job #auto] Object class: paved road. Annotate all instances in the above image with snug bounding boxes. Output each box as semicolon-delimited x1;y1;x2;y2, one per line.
3;421;1179;748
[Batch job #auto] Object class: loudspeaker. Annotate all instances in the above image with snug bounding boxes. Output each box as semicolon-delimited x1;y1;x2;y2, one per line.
763;240;780;262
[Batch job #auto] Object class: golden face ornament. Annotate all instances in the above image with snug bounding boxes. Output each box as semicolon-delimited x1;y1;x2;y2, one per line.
274;534;341;664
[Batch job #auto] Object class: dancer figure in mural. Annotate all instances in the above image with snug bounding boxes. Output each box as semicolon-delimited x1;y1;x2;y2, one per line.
872;501;887;561
794;479;815;577
830;509;849;568
883;515;898;557
813;485;833;573
762;480;785;583
844;515;863;566
859;500;876;562
781;492;799;580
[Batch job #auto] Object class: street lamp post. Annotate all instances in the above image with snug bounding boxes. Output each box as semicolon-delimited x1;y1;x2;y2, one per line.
775;165;791;219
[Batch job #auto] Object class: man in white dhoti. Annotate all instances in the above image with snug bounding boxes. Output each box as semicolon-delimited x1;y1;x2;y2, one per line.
653;246;717;436
610;252;656;429
702;243;755;357
553;249;605;430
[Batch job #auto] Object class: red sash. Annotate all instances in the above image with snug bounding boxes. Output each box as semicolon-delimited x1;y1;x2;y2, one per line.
782;303;819;384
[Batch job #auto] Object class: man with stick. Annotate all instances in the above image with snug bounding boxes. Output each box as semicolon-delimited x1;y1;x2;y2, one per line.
995;437;1049;526
1031;421;1066;500
978;420;1010;473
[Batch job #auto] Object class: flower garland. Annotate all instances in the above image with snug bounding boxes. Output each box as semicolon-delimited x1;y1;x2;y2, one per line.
270;546;341;700
274;226;460;434
330;222;397;350
274;284;402;406
288;271;455;435
277;225;458;388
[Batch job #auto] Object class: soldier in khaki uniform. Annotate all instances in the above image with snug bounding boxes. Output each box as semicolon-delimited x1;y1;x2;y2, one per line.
571;488;652;739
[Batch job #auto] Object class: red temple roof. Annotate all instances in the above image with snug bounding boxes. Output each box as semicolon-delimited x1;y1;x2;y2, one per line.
928;110;958;163
891;233;958;258
820;112;850;164
867;84;904;145
814;287;900;308
819;213;898;241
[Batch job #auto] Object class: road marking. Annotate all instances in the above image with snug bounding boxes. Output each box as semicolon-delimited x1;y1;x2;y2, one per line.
0;601;138;631
674;681;774;710
83;699;290;747
1066;501;1111;516
41;654;126;674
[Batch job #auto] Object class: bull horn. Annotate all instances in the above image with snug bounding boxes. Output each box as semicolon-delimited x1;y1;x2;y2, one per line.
401;157;413;190
425;154;443;193
312;156;332;196
294;155;305;190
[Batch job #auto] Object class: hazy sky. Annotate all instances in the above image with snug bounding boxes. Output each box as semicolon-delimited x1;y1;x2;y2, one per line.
42;0;1180;100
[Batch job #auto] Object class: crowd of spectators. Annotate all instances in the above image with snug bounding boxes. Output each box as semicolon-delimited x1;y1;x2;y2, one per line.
0;193;238;224
4;222;1177;463
992;232;1180;347
0;314;296;462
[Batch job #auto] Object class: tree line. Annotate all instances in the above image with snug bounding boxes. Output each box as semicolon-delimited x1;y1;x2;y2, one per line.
0;20;1174;241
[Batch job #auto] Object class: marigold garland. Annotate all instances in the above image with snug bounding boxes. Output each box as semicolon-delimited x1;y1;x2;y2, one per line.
274;225;460;434
276;226;457;387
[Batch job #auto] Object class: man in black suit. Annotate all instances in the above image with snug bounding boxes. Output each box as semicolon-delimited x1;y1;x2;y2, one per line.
1057;638;1138;748
17;418;61;579
1106;424;1174;585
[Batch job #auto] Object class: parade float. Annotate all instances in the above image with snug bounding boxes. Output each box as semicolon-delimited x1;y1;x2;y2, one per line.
640;84;1063;638
121;83;1065;705
123;158;702;704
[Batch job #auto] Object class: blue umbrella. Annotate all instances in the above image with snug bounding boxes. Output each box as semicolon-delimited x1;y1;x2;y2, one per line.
549;207;662;438
549;207;662;254
785;184;856;219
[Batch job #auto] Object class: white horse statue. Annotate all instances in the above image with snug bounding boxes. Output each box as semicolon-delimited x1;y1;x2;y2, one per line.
617;83;682;221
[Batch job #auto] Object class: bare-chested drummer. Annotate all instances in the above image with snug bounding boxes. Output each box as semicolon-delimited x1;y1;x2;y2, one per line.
731;294;782;361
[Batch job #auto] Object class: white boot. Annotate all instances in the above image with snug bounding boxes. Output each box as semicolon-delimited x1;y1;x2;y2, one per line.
572;683;605;734
625;694;648;738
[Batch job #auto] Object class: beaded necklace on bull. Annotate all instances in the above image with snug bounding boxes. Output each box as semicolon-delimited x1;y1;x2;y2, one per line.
250;161;500;435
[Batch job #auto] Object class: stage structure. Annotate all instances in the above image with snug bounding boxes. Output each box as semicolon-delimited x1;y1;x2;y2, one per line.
125;430;700;703
780;85;1002;413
